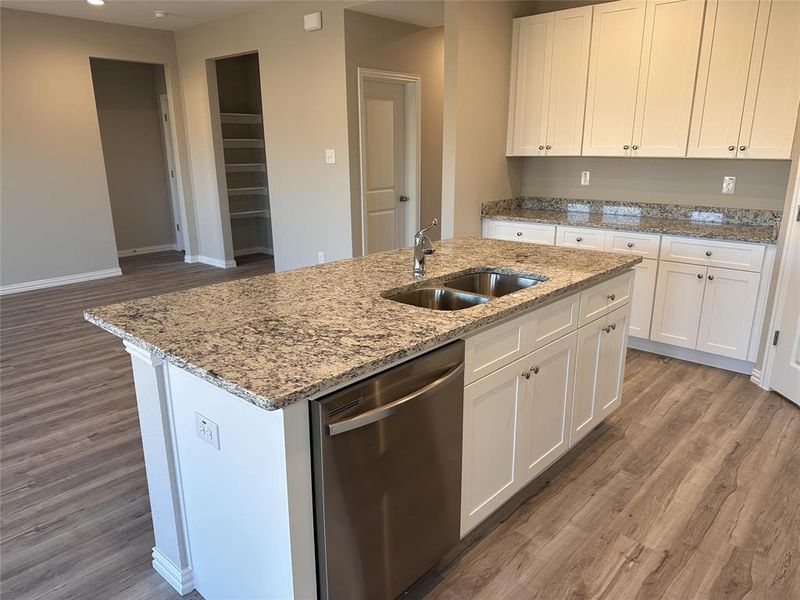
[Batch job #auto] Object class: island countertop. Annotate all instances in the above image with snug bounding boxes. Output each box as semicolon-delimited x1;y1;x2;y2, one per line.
84;237;640;410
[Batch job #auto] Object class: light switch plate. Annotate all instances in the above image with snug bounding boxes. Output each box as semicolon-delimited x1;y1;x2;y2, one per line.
325;149;336;164
304;11;322;32
581;171;590;186
195;413;220;450
722;176;736;194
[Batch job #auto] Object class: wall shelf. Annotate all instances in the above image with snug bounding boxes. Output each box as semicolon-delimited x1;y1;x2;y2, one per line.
220;112;263;124
227;186;268;196
225;163;266;172
230;209;270;220
223;138;265;148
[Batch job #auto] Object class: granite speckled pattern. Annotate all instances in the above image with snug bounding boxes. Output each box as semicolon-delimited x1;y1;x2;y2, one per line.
85;238;639;411
483;197;781;243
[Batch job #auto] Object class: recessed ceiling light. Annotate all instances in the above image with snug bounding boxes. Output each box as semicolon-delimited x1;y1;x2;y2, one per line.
87;0;105;6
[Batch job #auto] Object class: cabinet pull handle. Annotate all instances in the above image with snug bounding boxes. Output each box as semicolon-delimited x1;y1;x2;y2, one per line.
530;366;540;375
697;273;703;279
607;293;616;301
516;231;523;237
545;145;551;150
520;370;530;380
708;274;714;281
627;242;634;248
576;237;583;242
739;145;746;151
705;250;712;256
728;145;735;151
538;145;544;150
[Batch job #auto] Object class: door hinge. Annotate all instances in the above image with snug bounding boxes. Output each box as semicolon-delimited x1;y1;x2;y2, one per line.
170;169;174;178
163;113;168;122
773;330;780;346
176;223;181;232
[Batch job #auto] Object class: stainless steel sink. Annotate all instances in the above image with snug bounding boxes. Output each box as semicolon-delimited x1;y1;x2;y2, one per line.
443;271;541;298
386;288;490;311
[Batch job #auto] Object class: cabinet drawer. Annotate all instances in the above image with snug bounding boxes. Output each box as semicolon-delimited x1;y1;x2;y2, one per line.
528;293;580;352
604;230;660;258
464;313;527;385
487;220;556;245
579;271;634;326
660;236;765;272
556;226;605;249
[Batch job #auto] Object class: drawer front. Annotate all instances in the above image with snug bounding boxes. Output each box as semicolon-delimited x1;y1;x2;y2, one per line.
604;230;661;258
464;313;528;385
579;271;634;326
556;226;606;250
660;236;765;272
488;220;556;245
527;294;580;353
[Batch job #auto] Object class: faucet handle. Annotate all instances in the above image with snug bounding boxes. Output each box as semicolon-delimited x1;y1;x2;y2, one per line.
417;218;438;237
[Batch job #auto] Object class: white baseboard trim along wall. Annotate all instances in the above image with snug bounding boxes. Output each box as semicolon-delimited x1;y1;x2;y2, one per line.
233;246;273;257
183;254;236;269
117;244;178;257
0;267;123;296
628;337;754;376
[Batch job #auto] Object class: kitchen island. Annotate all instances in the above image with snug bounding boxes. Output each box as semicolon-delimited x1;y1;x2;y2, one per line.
85;237;640;599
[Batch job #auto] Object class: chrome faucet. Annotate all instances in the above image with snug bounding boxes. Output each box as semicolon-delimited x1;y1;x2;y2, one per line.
412;218;438;278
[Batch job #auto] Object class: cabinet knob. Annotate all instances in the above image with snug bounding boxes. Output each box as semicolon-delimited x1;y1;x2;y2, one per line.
530;366;540;375
739;145;746;151
545;145;552;150
631;145;639;150
608;293;616;301
708;274;715;281
623;145;630;150
603;326;611;333
697;273;703;279
610;323;617;330
520;370;530;380
576;237;583;242
627;242;634;248
705;250;712;256
728;145;735;151
516;231;523;237
538;145;544;150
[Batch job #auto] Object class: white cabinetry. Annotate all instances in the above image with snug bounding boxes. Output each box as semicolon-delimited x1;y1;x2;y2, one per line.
650;261;706;349
482;219;556;245
556;226;605;250
507;7;592;156
629;259;657;339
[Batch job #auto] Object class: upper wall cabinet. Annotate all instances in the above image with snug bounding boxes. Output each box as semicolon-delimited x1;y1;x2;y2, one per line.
583;0;704;157
507;6;592;156
688;0;800;159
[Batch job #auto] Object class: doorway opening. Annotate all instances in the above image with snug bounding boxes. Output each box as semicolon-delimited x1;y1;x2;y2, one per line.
209;52;273;264
90;58;183;257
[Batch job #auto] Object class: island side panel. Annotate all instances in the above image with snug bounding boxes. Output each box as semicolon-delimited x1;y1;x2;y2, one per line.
124;341;194;595
165;363;316;600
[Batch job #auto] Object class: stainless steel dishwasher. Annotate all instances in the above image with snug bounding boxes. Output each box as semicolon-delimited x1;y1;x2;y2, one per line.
310;341;464;600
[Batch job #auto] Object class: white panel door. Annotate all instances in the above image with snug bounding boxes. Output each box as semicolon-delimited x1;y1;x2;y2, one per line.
361;80;406;253
631;0;704;157
696;267;761;359
687;0;760;158
582;0;647;156
545;6;592;156
570;315;605;446
650;261;707;349
629;258;658;339
597;304;631;419
738;0;800;160
516;332;576;485
508;14;553;156
461;357;526;535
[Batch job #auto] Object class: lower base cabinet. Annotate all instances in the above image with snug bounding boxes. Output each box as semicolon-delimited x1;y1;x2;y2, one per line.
629;259;657;338
460;287;632;536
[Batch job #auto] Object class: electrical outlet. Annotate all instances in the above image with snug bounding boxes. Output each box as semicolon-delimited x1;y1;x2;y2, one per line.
581;171;590;186
195;413;220;450
722;176;736;194
325;149;336;164
318;251;325;264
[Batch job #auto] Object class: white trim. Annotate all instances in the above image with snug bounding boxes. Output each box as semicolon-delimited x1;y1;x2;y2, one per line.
183;254;201;264
199;256;237;269
159;93;185;253
117;244;177;258
750;368;765;389
0;267;122;296
152;545;194;595
628;337;754;375
233;246;273;258
357;68;422;255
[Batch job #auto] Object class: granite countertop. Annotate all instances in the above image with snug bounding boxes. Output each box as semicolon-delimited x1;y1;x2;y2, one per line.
85;238;640;411
482;198;781;244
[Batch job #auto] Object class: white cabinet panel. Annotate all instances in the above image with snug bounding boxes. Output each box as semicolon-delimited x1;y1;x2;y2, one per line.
630;258;658;339
461;357;526;535
464;314;528;385
516;332;576;484
650;261;706;348
528;293;580;351
556;226;606;249
583;0;647;156
738;0;800;160
570;315;605;445
687;0;760;158
604;230;661;258
696;267;761;359
631;0;704;157
485;220;557;245
660;236;765;272
579;270;634;326
597;304;631;419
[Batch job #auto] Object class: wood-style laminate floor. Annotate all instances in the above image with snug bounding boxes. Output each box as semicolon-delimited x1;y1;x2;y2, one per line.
2;251;798;600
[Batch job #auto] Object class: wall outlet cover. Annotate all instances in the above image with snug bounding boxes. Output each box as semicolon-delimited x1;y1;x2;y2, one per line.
304;11;322;32
581;171;590;186
722;176;736;194
195;413;220;450
325;149;336;164
318;251;325;264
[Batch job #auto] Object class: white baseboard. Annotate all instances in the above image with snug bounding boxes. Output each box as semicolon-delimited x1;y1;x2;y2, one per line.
233;246;273;258
117;244;177;257
152;547;194;595
628;337;754;375
749;368;770;390
183;254;200;264
0;267;122;296
198;256;237;269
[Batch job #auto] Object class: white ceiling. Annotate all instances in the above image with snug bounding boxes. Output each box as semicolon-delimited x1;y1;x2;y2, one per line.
0;0;272;31
348;0;444;28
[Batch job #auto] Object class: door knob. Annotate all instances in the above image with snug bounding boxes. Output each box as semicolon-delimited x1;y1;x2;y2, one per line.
399;195;409;203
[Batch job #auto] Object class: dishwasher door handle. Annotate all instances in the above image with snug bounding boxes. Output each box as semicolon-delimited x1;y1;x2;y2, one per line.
327;362;464;436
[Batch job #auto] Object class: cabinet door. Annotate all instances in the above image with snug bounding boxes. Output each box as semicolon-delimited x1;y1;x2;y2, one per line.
508;14;553;156
570;316;605;446
464;313;528;385
583;0;647;156
738;0;800;159
696;267;761;359
556;226;606;250
687;0;760;158
489;220;557;245
631;0;704;157
516;332;576;485
461;357;526;535
545;6;592;156
597;304;631;419
650;261;707;348
629;258;658;339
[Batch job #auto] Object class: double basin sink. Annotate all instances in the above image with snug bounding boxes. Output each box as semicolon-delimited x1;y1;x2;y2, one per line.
386;270;545;311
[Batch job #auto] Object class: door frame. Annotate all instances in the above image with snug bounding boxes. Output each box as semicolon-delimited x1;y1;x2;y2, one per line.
159;93;185;252
357;68;421;254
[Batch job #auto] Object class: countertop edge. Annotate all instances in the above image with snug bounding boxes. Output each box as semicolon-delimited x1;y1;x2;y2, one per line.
83;260;640;411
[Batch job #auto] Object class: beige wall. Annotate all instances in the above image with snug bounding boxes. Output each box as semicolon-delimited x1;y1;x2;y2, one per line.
344;11;444;255
90;58;176;252
175;1;354;271
519;157;792;210
0;8;196;288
